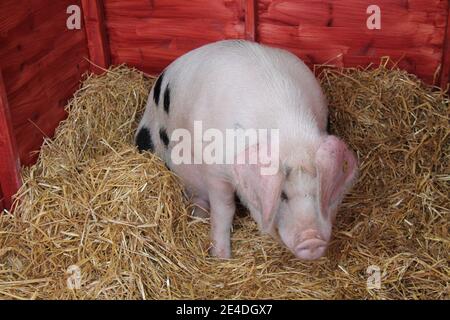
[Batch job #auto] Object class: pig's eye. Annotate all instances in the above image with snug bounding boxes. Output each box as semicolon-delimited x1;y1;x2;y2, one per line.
281;191;289;201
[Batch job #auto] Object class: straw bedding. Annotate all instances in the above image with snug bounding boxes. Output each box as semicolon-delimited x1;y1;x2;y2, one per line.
0;62;448;299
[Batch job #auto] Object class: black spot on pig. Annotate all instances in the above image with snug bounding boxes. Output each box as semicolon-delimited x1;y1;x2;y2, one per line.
153;72;164;105
163;85;170;114
159;127;169;147
135;127;154;152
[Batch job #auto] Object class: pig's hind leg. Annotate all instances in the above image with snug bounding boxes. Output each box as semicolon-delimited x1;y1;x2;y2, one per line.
174;164;211;218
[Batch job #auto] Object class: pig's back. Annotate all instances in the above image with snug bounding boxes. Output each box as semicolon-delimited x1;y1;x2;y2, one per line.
165;40;327;134
140;40;328;164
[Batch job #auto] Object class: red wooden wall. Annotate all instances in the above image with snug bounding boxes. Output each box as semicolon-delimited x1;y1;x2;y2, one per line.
0;0;449;210
101;0;450;85
0;0;90;208
103;0;252;75
258;0;449;85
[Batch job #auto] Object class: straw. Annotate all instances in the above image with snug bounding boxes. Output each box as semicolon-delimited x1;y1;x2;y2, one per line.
0;63;448;299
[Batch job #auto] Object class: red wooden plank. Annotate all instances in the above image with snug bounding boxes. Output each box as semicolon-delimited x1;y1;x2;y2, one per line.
440;4;450;89
0;70;21;210
245;0;256;41
104;0;246;75
0;0;90;166
0;187;4;212
257;0;448;86
81;0;111;74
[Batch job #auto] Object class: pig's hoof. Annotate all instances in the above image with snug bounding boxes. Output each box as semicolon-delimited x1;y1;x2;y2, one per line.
210;246;231;259
192;206;209;218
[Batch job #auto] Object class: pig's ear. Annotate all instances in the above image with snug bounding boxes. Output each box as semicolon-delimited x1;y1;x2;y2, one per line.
316;136;358;212
232;144;283;232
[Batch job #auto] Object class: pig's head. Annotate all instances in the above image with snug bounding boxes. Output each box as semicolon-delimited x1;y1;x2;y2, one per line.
233;135;358;260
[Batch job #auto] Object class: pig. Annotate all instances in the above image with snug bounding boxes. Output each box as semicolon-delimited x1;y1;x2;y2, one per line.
135;40;358;260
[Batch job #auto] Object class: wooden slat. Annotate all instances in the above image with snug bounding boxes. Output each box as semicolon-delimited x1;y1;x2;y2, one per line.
245;0;256;41
0;0;90;166
440;4;450;89
0;187;4;212
81;0;111;73
0;70;21;210
256;0;448;85
104;0;246;75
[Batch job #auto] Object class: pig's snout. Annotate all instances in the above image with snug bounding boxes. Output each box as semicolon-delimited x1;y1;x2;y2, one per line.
295;239;327;260
294;229;327;260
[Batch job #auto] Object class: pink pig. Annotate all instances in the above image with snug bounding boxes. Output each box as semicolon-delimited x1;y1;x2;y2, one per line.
135;40;358;260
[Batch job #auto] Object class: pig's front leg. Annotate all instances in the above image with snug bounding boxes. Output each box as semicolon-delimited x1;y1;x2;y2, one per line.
208;180;236;259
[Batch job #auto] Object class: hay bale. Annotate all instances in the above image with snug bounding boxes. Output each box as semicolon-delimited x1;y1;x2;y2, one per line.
0;63;448;299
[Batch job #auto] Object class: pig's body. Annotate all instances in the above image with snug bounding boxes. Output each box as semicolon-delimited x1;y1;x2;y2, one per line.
136;40;358;260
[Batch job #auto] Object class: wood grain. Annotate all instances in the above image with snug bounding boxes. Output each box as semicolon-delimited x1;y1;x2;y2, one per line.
257;0;448;85
245;0;256;41
0;187;4;212
0;0;90;169
0;69;21;210
104;0;247;75
440;5;450;89
81;0;111;73
100;0;449;87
